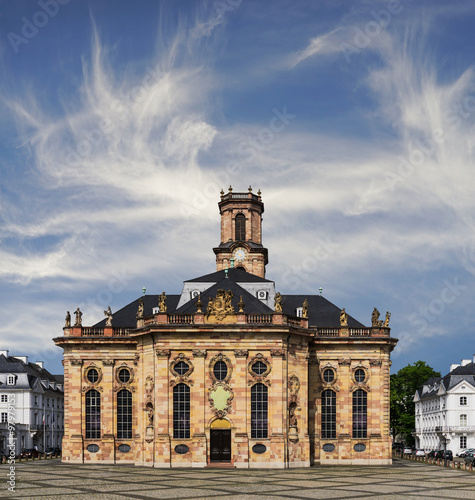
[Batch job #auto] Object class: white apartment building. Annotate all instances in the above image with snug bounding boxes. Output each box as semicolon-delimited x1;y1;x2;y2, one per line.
0;351;64;455
414;356;475;455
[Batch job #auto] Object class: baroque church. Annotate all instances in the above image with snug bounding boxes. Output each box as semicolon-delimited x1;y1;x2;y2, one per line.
54;187;397;467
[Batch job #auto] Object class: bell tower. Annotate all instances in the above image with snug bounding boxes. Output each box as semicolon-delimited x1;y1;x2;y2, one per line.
213;186;268;278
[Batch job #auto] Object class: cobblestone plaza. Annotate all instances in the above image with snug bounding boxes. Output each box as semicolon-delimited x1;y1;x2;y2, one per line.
2;458;475;499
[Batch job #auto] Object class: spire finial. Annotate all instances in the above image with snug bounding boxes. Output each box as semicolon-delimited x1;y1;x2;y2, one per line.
248;185;252;193
228;185;233;193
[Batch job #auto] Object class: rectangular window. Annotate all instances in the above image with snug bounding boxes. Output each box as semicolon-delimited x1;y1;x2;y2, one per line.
321;390;336;439
352;389;367;439
85;390;101;439
173;384;190;439
7;376;15;385
460;414;468;427
1;412;7;423
251;383;268;439
460;436;467;449
117;390;132;439
0;395;7;403
460;396;467;406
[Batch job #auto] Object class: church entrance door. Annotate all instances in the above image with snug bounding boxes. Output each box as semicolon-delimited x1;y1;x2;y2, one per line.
210;429;231;462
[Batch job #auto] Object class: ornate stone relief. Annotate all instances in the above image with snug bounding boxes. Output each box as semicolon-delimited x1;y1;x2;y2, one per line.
70;359;83;366
209;353;232;384
192;349;207;358
103;359;115;366
83;364;103;385
208;353;234;417
338;358;351;366
288;374;300;442
145;402;154;442
155;349;171;358
113;363;135;392
270;349;286;358
233;349;248;357
169;353;194;387
206;289;235;322
369;359;383;367
247;353;271;387
208;383;234;418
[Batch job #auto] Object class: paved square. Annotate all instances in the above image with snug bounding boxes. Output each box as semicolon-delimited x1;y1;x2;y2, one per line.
2;458;475;499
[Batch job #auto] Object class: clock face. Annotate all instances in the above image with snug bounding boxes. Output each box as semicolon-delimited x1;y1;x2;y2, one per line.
232;247;248;262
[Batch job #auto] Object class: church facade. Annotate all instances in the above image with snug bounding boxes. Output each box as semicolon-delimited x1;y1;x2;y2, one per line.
54;188;397;467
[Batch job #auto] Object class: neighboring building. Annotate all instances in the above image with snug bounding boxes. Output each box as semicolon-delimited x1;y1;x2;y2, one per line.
414;357;475;454
54;187;397;467
0;351;64;455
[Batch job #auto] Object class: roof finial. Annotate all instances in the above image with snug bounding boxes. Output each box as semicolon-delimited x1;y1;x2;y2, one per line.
257;189;261;197
248;185;252;193
142;286;146;295
228;185;233;193
319;287;322;295
220;189;224;197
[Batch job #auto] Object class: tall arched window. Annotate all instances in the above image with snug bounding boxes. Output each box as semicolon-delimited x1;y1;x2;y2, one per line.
85;389;101;439
251;383;268;438
173;383;190;439
321;389;336;439
235;213;246;241
352;389;367;438
117;389;132;439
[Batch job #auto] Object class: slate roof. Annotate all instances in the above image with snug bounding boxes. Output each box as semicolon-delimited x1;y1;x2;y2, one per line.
93;269;366;328
174;279;273;315
94;295;181;328
416;362;475;398
187;267;272;283
0;354;63;391
281;294;365;328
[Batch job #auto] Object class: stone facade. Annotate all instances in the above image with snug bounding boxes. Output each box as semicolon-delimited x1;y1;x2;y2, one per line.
54;188;397;467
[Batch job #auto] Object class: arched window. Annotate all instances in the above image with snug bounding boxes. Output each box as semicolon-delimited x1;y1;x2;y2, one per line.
251;383;268;439
173;383;190;439
85;389;101;439
235;213;246;241
321;389;336;439
117;389;132;439
352;389;367;438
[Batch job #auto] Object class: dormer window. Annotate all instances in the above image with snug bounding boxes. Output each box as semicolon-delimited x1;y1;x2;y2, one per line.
257;290;267;300
190;290;200;300
7;375;15;386
296;307;303;317
235;213;246;241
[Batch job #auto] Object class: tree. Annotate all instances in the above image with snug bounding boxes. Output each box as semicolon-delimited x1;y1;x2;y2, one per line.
390;361;440;445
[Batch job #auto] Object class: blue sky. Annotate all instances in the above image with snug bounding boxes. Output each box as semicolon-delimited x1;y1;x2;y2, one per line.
1;0;475;377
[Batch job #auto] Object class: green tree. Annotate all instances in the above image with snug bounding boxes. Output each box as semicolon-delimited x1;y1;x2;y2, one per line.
390;361;440;445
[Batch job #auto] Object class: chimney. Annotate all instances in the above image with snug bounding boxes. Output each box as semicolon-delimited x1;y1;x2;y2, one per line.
461;359;471;366
0;350;9;357
13;356;28;364
36;361;44;369
450;363;460;372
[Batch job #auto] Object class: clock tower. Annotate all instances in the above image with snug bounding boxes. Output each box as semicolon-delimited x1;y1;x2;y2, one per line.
213;186;268;278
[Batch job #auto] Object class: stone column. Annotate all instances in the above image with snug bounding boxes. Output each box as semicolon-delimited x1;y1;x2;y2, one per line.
337;358;352;462
101;359;115;464
154;349;171;467
233;349;249;467
270;349;286;468
65;358;84;463
192;349;207;467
